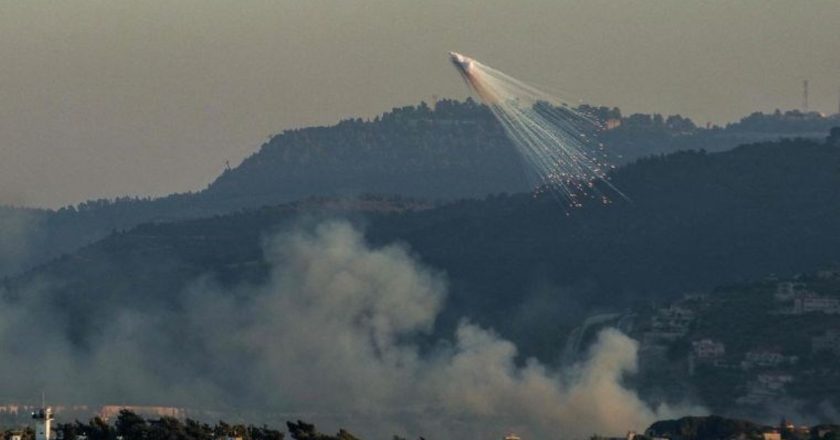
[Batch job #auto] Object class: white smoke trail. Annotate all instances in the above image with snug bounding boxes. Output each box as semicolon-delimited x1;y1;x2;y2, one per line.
449;52;625;207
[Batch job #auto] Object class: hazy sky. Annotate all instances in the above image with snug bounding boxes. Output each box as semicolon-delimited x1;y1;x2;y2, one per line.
2;1;839;208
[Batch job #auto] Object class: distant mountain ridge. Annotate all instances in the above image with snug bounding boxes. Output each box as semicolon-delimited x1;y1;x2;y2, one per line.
1;99;838;277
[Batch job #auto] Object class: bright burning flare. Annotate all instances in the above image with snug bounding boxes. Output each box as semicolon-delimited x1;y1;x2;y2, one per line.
449;51;625;206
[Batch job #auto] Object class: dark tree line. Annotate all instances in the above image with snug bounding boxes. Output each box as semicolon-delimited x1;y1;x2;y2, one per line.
52;411;285;440
644;416;840;440
2;411;373;440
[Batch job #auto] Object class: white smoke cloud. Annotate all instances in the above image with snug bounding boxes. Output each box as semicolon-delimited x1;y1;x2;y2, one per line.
0;207;41;275
0;221;703;439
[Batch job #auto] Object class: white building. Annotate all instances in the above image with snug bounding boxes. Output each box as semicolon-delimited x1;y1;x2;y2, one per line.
762;432;781;440
653;305;695;330
741;350;798;369
692;339;725;359
32;407;54;440
736;373;794;405
817;267;840;280
774;282;804;301
812;329;840;355
792;293;840;314
646;305;695;343
757;373;794;391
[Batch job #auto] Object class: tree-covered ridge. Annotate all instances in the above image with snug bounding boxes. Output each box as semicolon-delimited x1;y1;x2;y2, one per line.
2;99;837;278
208;99;840;205
205;98;521;203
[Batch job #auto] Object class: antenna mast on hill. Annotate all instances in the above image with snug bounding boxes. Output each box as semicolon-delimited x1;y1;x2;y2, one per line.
802;80;809;112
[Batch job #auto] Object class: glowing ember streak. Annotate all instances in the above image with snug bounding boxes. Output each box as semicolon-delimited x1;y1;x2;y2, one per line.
449;51;626;207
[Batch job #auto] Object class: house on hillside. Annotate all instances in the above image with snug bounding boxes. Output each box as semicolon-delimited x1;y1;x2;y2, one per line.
812;330;840;356
792;292;840;314
816;266;840;280
741;349;798;370
737;373;794;405
645;305;695;343
692;339;725;360
775;281;805;301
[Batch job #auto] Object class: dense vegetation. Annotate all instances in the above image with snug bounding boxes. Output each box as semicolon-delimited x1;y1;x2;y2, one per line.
1;101;837;278
644;415;840;440
3;129;840;438
3;412;839;440
1;411;366;440
5;132;840;363
645;416;765;440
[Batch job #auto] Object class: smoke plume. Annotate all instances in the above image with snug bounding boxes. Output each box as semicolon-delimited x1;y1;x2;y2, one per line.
0;207;41;276
0;221;702;438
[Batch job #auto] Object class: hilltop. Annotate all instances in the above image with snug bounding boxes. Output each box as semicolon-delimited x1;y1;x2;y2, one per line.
2;100;837;277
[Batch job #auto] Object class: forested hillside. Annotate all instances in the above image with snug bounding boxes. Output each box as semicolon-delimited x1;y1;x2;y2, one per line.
6;132;840;363
1;100;837;278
